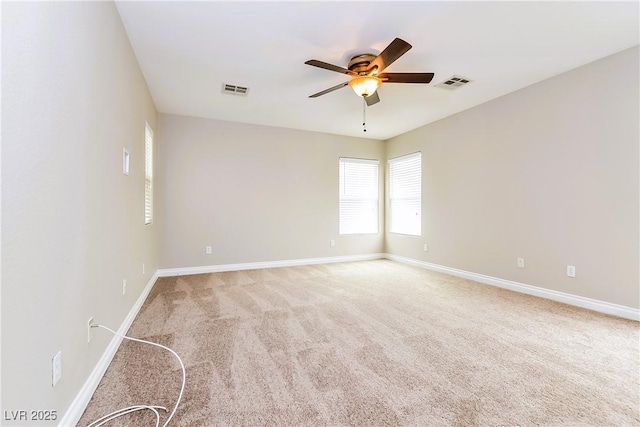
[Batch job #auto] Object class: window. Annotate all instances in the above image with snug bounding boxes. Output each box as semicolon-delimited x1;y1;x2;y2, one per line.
389;152;421;236
144;122;153;225
339;157;379;234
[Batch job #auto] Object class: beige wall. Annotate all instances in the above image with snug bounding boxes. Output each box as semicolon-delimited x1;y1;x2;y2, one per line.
2;2;159;424
386;46;639;308
158;114;384;269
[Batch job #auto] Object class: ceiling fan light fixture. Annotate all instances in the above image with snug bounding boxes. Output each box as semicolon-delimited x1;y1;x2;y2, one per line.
348;76;381;98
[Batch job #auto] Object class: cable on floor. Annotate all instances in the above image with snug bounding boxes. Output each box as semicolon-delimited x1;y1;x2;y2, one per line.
86;324;186;427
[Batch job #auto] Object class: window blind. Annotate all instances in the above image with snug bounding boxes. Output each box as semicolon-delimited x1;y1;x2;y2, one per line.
144;123;153;225
339;158;379;235
389;152;421;236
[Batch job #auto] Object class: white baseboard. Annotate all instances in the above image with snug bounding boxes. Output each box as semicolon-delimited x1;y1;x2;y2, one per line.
385;253;639;321
59;271;160;427
157;253;386;277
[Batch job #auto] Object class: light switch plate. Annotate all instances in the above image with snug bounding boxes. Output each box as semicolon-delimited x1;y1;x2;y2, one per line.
123;149;130;175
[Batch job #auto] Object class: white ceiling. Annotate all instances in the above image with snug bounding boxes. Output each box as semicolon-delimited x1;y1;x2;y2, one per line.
115;1;639;140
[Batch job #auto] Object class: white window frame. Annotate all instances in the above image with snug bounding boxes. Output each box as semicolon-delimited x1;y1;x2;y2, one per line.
144;122;153;225
339;157;379;235
389;152;421;236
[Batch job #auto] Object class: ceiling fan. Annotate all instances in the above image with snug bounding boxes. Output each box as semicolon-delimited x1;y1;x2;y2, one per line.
305;38;434;106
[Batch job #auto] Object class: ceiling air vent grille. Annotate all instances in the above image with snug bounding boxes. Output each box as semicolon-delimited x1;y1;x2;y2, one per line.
435;75;472;90
222;83;249;96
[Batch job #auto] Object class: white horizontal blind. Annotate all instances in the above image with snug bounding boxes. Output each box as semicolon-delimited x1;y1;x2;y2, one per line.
144;123;153;225
339;158;379;234
389;152;421;236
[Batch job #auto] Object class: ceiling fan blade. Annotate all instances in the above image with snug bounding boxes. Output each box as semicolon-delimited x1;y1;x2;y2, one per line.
309;82;349;98
368;38;412;75
305;60;355;75
365;91;380;106
379;72;435;84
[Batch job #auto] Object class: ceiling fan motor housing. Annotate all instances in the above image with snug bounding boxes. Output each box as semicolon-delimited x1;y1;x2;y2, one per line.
348;54;378;75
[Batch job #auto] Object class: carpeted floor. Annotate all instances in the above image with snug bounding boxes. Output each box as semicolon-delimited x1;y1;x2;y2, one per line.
78;260;640;426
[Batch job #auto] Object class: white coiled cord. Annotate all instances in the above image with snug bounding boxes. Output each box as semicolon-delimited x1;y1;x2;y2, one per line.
87;324;186;427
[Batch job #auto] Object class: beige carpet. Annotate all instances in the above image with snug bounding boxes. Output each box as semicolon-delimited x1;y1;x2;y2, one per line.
78;260;639;426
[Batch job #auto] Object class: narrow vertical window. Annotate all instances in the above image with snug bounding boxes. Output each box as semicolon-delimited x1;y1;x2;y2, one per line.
144;122;153;225
389;152;421;236
339;157;379;234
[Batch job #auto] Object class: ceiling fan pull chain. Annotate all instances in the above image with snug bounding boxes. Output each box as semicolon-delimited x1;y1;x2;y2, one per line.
362;97;367;133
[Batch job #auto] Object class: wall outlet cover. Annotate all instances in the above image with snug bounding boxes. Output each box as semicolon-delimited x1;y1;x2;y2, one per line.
52;351;62;386
87;317;94;343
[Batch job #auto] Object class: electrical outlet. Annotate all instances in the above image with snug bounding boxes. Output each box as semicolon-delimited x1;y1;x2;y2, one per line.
517;258;525;268
567;265;576;277
52;351;62;386
423;243;429;252
122;279;127;296
205;246;212;254
330;239;336;247
87;317;94;343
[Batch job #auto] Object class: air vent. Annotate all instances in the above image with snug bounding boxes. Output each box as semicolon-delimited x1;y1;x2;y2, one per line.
221;83;249;96
434;75;472;90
